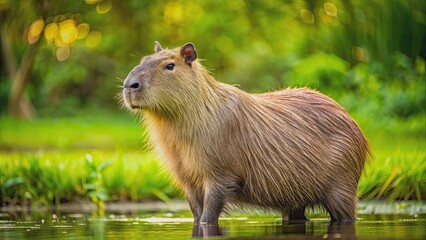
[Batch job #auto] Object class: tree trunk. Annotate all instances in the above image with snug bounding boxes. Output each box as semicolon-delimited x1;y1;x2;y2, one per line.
0;28;17;78
1;28;38;119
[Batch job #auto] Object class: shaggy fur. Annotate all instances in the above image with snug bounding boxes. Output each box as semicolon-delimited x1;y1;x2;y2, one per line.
122;42;371;225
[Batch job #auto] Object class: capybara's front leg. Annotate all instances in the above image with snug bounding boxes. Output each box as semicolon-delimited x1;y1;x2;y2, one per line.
199;183;225;226
187;187;205;238
185;186;204;223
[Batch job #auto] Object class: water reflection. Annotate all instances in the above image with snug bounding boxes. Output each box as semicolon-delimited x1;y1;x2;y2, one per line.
192;220;358;239
327;222;356;239
0;210;424;239
192;223;223;237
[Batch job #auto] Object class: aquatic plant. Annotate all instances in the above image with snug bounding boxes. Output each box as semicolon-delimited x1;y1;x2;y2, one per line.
83;153;111;214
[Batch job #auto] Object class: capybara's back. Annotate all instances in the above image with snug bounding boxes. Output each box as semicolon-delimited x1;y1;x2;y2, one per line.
122;42;371;226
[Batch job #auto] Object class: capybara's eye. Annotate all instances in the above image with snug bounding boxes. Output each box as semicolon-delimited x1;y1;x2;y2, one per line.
166;63;175;70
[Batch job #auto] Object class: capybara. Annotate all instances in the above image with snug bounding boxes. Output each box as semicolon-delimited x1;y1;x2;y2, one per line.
122;42;371;226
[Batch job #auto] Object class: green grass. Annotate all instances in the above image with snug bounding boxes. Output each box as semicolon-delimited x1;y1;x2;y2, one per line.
0;111;425;206
359;151;425;201
355;113;426;201
0;110;145;150
0;150;179;206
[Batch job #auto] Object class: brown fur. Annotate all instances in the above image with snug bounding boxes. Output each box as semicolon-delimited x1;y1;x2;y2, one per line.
122;42;371;225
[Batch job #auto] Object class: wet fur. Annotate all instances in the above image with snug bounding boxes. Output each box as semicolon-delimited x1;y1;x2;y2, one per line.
123;43;371;224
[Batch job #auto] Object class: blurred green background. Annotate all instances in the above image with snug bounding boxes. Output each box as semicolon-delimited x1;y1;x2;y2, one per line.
0;0;425;207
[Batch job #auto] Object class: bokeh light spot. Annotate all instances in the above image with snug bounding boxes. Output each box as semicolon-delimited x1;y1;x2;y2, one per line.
300;9;315;24
97;0;112;14
319;8;333;23
86;31;102;48
413;9;426;24
59;19;78;45
85;0;98;4
44;23;59;43
77;23;90;39
28;18;45;44
56;46;71;61
54;34;66;47
352;46;369;62
324;2;337;17
164;2;183;23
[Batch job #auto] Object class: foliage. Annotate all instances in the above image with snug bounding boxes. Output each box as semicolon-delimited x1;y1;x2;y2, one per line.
0;111;177;207
0;152;85;206
0;0;424;117
359;151;425;201
84;153;111;213
0;150;179;206
103;152;177;202
356;113;426;201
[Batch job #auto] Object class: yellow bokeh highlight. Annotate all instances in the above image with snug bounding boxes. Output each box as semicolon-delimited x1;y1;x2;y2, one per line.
352;46;369;62
300;9;315;24
77;23;90;39
86;31;102;48
97;0;112;14
44;23;59;43
164;2;183;23
28;18;45;44
59;19;78;45
85;0;99;4
56;46;71;62
319;8;333;23
184;2;204;20
324;2;337;17
54;36;66;48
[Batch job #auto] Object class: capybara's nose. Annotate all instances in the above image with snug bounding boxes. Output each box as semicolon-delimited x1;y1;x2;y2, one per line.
123;79;142;91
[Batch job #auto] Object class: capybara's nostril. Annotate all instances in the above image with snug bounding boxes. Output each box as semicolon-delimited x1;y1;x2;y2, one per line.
123;79;142;91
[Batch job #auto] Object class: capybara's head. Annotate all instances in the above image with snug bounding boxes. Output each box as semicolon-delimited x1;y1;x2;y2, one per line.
122;42;201;116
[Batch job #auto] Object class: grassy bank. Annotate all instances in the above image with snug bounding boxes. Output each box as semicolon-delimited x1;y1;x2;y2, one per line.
0;111;425;206
356;113;426;201
0;150;179;207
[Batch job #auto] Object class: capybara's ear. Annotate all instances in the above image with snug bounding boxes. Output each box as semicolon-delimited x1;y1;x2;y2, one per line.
180;42;197;65
155;41;163;53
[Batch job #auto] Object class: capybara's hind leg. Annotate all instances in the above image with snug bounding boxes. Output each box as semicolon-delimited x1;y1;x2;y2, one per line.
282;207;308;221
323;186;357;221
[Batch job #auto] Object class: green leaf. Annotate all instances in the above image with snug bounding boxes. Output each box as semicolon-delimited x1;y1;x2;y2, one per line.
98;161;112;172
150;189;171;203
4;177;24;188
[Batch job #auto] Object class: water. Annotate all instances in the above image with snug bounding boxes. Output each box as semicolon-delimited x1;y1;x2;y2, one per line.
0;205;425;239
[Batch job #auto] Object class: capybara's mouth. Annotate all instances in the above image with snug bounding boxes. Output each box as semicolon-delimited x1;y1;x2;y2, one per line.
124;94;143;110
122;90;139;110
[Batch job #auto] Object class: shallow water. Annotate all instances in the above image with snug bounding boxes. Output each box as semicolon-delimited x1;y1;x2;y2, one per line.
0;207;425;239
